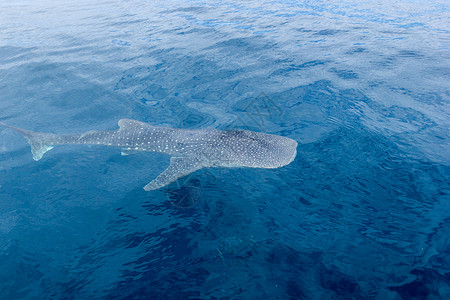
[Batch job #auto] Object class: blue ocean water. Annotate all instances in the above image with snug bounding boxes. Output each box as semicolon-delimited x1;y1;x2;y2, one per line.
0;0;449;298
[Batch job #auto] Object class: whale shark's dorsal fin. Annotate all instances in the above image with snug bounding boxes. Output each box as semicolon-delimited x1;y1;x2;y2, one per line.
143;156;206;191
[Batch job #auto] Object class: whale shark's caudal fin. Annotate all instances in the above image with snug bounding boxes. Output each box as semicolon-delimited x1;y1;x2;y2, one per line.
0;122;57;161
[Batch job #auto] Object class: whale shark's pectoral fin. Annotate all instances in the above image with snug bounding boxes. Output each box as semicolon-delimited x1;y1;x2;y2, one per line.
143;156;205;191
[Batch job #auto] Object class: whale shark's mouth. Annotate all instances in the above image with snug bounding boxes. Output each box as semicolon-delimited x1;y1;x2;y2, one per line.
279;139;297;167
286;142;298;166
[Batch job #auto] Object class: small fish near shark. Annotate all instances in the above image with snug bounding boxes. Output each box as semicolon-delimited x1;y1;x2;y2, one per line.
0;119;297;191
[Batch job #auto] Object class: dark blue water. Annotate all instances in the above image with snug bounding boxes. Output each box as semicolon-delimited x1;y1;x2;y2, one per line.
1;0;449;299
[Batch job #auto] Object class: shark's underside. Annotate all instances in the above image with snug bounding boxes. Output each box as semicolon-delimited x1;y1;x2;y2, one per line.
0;119;297;190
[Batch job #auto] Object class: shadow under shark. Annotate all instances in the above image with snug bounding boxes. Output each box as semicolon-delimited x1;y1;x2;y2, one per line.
1;119;297;191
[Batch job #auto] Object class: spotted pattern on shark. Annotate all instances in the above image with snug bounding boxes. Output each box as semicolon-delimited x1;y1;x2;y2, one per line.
0;119;297;190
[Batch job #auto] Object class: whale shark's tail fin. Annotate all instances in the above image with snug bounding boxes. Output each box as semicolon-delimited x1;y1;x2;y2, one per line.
0;122;57;161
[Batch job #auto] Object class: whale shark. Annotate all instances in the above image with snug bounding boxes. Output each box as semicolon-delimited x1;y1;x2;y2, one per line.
0;119;297;190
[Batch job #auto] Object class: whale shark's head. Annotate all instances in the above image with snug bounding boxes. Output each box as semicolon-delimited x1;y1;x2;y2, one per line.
217;130;298;169
255;133;297;169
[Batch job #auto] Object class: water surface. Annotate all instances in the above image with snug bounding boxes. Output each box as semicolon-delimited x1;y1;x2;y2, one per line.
0;0;449;298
